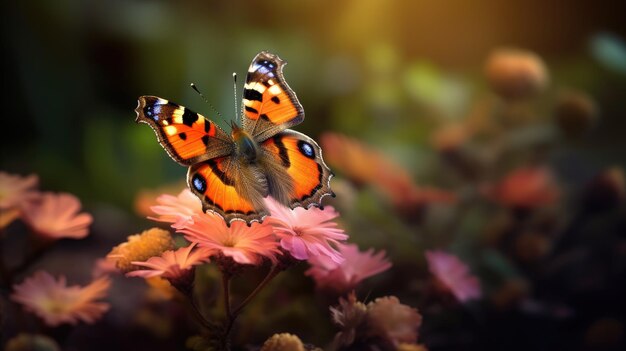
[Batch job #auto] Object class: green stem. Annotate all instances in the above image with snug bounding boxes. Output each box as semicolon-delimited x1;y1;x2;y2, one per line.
232;264;281;317
220;264;282;349
181;290;219;333
222;272;232;318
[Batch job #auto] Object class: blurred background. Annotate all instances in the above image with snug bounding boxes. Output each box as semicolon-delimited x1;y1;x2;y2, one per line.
2;0;626;350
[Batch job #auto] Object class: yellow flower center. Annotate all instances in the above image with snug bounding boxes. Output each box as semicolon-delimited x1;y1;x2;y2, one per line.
40;297;70;315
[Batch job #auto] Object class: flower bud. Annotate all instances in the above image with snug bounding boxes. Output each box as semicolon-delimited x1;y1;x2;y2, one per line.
260;333;305;351
485;48;548;100
582;167;625;213
514;232;551;263
555;90;598;137
6;334;60;351
397;344;429;351
490;278;530;310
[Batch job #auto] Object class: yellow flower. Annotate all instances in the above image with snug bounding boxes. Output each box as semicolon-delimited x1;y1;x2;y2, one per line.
0;207;20;229
5;333;60;351
397;343;428;351
145;277;176;301
260;333;305;351
107;228;174;273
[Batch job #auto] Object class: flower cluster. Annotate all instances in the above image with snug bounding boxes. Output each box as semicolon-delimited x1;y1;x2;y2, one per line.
0;171;92;238
2;171;109;329
104;186;397;348
146;191;352;270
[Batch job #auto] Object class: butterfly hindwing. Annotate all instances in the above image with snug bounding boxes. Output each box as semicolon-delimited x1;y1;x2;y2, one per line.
136;96;233;166
242;51;304;142
187;157;268;225
261;130;333;209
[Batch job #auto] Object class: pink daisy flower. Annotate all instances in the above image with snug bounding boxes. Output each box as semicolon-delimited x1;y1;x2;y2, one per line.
425;250;481;302
306;243;391;292
11;271;111;326
126;243;211;279
20;192;93;240
264;197;348;263
0;171;38;210
178;213;280;265
149;189;203;229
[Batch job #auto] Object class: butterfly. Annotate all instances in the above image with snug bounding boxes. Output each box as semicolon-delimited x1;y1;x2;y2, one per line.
135;51;334;226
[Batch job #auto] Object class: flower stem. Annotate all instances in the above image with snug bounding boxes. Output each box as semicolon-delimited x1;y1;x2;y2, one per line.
220;264;282;348
222;272;232;318
232;264;281;317
180;289;219;333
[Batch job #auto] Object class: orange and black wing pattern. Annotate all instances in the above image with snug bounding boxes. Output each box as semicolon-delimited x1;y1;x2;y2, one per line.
261;130;334;209
187;157;267;225
136;96;233;166
241;51;304;142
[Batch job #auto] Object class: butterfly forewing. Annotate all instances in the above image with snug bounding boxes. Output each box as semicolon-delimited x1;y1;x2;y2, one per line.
241;51;304;142
135;96;233;166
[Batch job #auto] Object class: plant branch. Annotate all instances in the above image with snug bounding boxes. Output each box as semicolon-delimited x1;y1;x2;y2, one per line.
181;289;219;333
219;264;282;348
232;264;281;318
222;272;232;318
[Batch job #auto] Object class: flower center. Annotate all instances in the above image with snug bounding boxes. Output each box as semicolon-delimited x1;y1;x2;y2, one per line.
41;298;69;315
222;237;235;247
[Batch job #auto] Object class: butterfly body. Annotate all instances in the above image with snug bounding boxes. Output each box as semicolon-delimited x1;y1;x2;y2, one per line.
231;124;261;163
135;52;333;226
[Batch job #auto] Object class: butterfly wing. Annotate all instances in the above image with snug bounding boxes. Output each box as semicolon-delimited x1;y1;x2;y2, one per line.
260;130;334;209
136;96;233;165
241;51;304;142
187;157;269;225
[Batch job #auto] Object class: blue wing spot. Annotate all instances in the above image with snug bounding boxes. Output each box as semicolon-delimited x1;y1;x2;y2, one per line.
297;140;315;159
254;60;276;76
192;174;207;193
143;105;160;121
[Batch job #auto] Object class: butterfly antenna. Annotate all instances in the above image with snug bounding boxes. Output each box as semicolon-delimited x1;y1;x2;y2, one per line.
233;72;239;118
190;83;229;126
